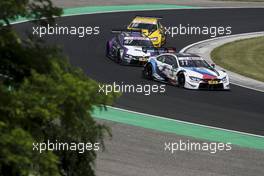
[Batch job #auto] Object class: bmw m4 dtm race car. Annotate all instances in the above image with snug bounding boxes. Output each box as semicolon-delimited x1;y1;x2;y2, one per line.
142;53;230;90
127;16;166;48
106;30;175;65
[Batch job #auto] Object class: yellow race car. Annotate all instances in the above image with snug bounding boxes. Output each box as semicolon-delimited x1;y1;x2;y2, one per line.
127;16;166;48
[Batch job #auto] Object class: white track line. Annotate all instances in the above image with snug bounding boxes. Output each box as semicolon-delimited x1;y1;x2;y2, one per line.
180;31;264;93
107;106;264;138
180;31;264;53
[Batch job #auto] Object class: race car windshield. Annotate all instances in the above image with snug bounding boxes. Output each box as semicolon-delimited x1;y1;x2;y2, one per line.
178;58;211;68
130;23;157;32
124;39;153;46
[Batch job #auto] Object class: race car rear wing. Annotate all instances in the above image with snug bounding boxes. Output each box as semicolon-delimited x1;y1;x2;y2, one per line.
111;29;142;34
134;16;163;19
142;47;176;55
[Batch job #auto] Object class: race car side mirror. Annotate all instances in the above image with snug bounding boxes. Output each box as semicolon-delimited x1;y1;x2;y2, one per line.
211;63;216;68
142;29;149;36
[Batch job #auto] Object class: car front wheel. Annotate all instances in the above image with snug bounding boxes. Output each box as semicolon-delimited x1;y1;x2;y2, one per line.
117;49;124;63
143;64;153;80
178;73;185;88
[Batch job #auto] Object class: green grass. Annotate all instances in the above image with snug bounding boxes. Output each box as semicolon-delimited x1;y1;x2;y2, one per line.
211;36;264;82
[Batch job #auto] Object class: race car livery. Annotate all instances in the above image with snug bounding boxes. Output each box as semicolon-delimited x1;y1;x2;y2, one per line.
127;16;166;48
106;30;175;65
142;53;230;90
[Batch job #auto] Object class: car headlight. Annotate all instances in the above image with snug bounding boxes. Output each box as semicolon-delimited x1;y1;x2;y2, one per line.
189;76;202;82
222;76;228;83
151;37;158;41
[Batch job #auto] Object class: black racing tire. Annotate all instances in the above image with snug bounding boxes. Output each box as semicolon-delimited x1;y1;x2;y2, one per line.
178;73;185;88
117;49;122;63
106;42;110;57
143;64;153;80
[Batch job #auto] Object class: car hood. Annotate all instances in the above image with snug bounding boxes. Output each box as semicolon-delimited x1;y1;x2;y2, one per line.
125;46;151;57
183;67;226;79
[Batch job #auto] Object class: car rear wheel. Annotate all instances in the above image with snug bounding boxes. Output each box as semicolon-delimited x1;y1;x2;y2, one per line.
106;42;110;57
178;73;185;88
143;64;153;80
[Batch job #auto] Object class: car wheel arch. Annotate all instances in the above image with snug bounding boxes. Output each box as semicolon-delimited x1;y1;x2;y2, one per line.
177;70;186;77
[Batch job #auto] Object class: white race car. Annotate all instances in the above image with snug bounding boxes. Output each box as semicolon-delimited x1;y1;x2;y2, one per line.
142;53;230;90
106;30;175;65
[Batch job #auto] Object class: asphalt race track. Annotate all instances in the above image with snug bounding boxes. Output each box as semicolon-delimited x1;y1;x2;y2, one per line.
15;8;264;135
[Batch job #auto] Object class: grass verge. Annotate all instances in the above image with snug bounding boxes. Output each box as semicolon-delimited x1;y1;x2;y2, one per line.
211;36;264;82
